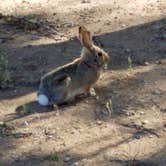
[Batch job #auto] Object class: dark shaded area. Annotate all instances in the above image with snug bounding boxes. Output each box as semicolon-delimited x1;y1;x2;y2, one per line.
0;18;166;101
0;13;57;38
1;135;166;166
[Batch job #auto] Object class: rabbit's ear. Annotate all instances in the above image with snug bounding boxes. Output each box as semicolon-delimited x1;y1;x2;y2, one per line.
78;26;93;50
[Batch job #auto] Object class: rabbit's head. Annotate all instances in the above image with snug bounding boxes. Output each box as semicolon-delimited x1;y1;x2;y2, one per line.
79;26;110;68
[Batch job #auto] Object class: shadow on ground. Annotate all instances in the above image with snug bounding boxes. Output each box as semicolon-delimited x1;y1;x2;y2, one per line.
2;136;166;166
0;18;166;101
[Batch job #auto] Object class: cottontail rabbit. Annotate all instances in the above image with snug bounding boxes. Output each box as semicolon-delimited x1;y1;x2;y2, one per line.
37;26;109;106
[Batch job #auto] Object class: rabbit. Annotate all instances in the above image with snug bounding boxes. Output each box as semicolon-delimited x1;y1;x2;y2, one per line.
37;26;109;106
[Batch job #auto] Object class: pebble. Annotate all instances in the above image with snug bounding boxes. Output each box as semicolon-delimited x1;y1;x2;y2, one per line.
142;120;149;125
149;135;153;138
135;132;143;139
121;24;126;28
160;108;166;112
72;162;79;166
47;135;53;139
81;0;90;3
144;62;150;66
22;121;29;126
97;120;102;125
140;111;145;115
152;89;161;95
64;155;72;162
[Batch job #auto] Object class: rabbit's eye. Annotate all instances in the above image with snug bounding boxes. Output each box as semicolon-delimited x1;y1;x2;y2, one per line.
98;52;102;57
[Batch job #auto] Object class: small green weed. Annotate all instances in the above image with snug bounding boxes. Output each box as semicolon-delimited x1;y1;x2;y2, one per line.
106;98;114;114
22;104;29;114
0;122;8;128
50;152;59;161
127;56;134;74
117;73;125;81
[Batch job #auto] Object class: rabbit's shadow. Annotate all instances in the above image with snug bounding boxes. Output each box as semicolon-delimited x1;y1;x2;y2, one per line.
12;96;87;121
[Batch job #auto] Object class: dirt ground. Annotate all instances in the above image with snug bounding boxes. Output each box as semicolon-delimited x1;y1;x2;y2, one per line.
0;0;166;166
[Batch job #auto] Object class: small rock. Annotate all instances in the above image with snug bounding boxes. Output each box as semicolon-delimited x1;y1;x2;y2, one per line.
142;120;149;125
134;132;143;139
149;135;153;138
97;120;102;125
152;89;161;95
47;135;53;139
160;108;166;112
81;0;90;3
140;111;145;115
121;24;126;28
144;62;150;66
22;121;29;126
64;155;72;162
72;162;79;166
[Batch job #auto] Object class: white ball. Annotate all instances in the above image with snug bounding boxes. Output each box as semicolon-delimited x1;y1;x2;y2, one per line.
38;94;49;106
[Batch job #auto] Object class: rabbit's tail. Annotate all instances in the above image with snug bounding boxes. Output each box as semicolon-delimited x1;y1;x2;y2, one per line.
37;94;49;106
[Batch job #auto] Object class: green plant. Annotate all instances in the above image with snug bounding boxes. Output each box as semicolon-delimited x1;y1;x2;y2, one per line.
127;56;133;74
0;53;10;83
22;104;29;114
50;152;59;161
117;73;125;81
106;98;114;113
0;122;7;128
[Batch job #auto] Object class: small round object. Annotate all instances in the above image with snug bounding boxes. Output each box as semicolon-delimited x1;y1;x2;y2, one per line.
38;94;49;106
